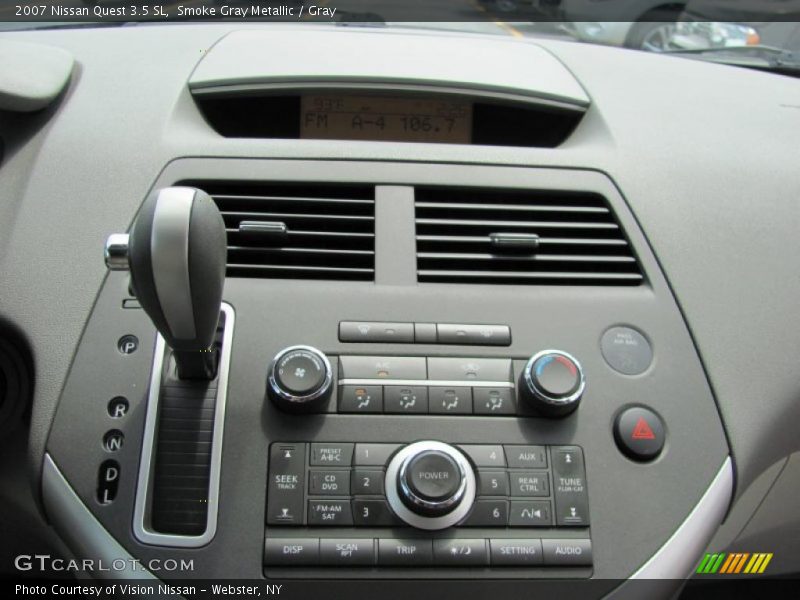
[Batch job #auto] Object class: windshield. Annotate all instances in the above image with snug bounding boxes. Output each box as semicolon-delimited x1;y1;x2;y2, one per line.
1;0;799;71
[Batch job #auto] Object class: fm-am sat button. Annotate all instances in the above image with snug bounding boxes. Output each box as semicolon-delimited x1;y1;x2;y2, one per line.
308;500;353;526
339;322;414;343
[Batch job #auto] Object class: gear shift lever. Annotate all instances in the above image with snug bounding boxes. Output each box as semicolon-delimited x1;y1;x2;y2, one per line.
105;187;227;380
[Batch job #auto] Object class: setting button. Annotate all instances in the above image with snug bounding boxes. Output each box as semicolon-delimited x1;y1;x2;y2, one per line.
542;539;593;566
264;538;319;566
320;539;375;566
310;443;354;466
309;470;351;496
433;539;489;566
378;539;433;566
308;500;354;526
510;472;550;497
490;539;543;566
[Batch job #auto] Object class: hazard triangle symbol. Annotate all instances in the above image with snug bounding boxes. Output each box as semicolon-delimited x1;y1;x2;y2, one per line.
631;417;656;440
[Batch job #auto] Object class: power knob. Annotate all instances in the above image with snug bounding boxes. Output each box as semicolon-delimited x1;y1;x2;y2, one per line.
267;345;333;413
521;350;585;417
385;441;476;530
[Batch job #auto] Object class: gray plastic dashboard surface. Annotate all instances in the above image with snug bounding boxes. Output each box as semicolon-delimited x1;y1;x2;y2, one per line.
0;23;796;589
46;159;728;592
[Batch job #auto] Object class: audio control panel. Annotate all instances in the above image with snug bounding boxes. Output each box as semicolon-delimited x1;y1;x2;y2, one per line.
265;441;591;574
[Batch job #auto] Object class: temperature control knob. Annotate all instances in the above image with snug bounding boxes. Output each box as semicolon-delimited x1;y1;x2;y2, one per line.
385;441;476;530
267;346;333;413
521;350;585;417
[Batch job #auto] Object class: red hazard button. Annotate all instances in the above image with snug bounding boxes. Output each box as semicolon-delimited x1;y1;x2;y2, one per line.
613;406;665;461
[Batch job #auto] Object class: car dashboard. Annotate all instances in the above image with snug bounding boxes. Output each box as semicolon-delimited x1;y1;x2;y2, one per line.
1;22;799;599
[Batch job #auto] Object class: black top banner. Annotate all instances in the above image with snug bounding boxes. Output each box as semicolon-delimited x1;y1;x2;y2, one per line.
1;0;800;24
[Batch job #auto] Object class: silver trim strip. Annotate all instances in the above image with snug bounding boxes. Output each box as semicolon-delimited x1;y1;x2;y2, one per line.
339;378;515;388
42;454;158;581
133;302;235;547
631;457;733;579
151;187;196;341
385;441;477;531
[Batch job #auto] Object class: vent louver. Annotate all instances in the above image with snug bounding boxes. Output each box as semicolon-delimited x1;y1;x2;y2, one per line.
415;188;643;286
182;182;375;281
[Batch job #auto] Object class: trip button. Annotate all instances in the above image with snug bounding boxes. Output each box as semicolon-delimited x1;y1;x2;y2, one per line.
339;386;383;413
509;500;552;527
473;388;515;415
308;500;354;526
429;387;472;414
490;539;543;566
309;470;351;496
310;443;354;467
510;472;549;497
505;445;548;469
542;539;593;566
378;539;433;566
320;539;375;566
384;386;428;414
264;538;319;566
433;539;489;566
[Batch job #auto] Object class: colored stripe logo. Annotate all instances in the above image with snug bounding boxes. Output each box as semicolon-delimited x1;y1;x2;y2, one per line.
696;552;773;574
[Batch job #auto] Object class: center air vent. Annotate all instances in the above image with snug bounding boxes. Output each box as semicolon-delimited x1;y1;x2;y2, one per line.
415;188;643;286
180;182;375;281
